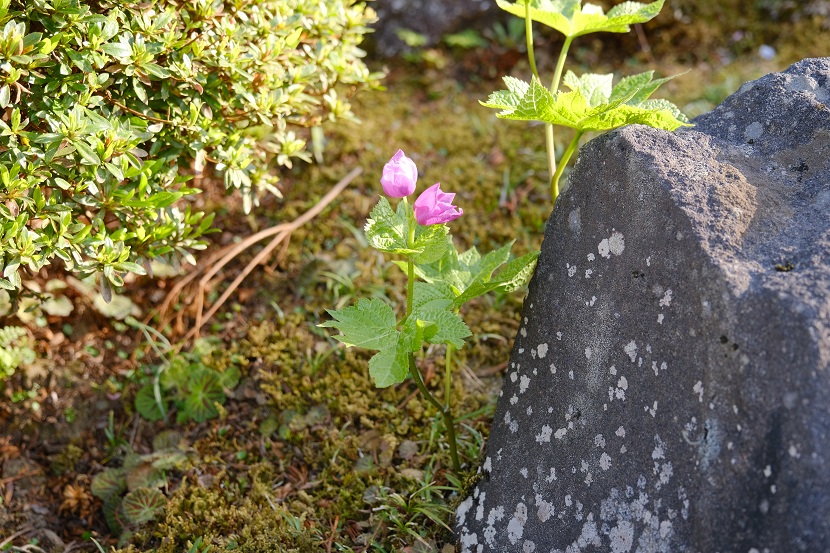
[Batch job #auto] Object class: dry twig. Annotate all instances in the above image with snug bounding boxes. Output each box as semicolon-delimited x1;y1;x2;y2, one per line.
154;166;362;340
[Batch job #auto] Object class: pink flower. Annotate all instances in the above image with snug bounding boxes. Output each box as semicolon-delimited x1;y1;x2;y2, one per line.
380;149;417;197
413;183;463;225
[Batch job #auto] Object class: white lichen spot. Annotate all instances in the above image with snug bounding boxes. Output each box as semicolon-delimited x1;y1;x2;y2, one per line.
617;376;628;390
568;264;577;277
510;394;519;405
661;361;667;372
518;347;525;354
475;492;486;521
565;495;573;507
520;327;527;338
616;426;626;437
657;314;664;324
659;462;673;486
510;420;519;433
585;347;593;359
789;444;801;458
557;331;563;340
531;348;536;360
585;269;593;279
536;424;553;444
693;381;704;403
647;401;658;417
519;375;530;394
589;295;597;306
546;467;557;483
609;520;634;553
507;503;528;545
646;256;652;267
550;363;557;374
624;340;637;363
659;520;673;539
457;496;473;525
609;232;625;255
659;289;673;307
526;406;533;416
510;371;518;383
523;540;536;553
598;239;611;259
609;365;617;375
520;467;528;478
483;457;492;473
652;438;665;460
594;434;606;448
587;253;596;261
600;452;612;471
536;496;554;522
763;465;772;478
555;428;567;440
569;370;575;380
537;343;548;359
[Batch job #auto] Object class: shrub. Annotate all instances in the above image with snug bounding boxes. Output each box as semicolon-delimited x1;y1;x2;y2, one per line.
0;324;35;384
0;0;380;298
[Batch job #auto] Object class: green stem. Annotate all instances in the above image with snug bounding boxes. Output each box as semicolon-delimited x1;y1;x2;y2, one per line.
444;342;455;410
409;352;461;474
524;0;539;81
550;35;574;96
404;197;415;317
545;35;574;199
551;130;584;204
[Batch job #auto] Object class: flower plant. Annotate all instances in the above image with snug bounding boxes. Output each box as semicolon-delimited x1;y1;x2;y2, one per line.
482;0;690;204
321;150;539;472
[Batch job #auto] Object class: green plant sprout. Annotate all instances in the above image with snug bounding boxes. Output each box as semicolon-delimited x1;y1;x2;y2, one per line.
482;0;690;204
321;151;538;473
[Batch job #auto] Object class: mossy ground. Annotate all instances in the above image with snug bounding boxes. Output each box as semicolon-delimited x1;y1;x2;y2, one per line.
1;4;829;551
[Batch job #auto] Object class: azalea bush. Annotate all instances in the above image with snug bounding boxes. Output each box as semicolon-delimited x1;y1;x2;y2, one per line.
322;150;539;472
483;0;689;203
0;0;380;299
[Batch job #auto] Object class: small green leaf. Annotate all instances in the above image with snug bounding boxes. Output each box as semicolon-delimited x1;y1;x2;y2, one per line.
182;369;224;422
319;298;398;351
91;468;126;500
100;42;132;58
368;336;410;388
72;140;101;165
410;307;470;349
121;487;165;525
135;385;165;421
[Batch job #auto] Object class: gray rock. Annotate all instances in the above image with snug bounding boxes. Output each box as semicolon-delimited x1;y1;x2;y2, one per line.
456;58;830;552
370;0;499;57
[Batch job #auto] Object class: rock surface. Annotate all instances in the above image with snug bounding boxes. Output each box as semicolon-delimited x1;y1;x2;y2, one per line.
456;58;830;552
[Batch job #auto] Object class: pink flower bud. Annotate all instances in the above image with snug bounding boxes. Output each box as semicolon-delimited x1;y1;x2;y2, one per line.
413;183;463;226
380;149;417;197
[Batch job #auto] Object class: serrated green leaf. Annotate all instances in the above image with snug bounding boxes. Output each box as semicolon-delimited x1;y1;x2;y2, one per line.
364;197;414;255
484;73;689;132
412;281;454;311
563;71;613;106
412;224;451;264
496;0;664;38
410;308;471;349
368;336;410;388
319;298;398;351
